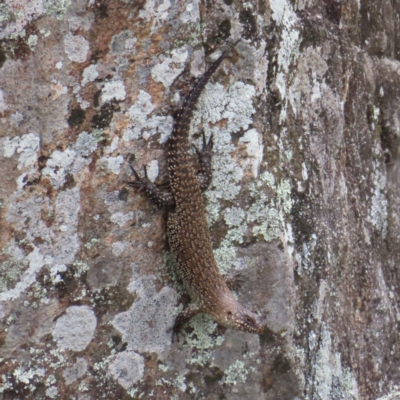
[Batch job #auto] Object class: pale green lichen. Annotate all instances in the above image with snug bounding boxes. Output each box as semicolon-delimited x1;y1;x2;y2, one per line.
224;207;246;227
214;242;237;275
174;374;186;392
187;381;197;395
92;128;105;142
224;224;248;246
186;78;294;279
45;374;56;386
44;0;72;19
40;29;51;37
0;4;13;23
84;238;99;249
0;336;78;396
270;0;302;123
27;34;38;50
295;233;318;275
311;328;359;399
32;281;48;299
246;177;292;242
370;105;380;130
41;129;99;187
284;149;292;161
72;288;88;302
127;387;141;398
260;170;276;187
151;47;188;89
376;387;400;400
93;350;116;372
158;363;169;372
223;360;248;385
368;164;388;237
72;261;89;277
123;90;173;144
0;381;13;393
156;377;172;387
13;365;46;385
73;131;100;156
0;259;29;293
277;179;293;214
184;315;224;366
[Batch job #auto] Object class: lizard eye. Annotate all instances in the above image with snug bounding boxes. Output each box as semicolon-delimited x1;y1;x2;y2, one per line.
244;315;255;326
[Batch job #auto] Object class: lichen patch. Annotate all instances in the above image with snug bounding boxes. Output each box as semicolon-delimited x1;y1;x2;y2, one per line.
52;305;97;351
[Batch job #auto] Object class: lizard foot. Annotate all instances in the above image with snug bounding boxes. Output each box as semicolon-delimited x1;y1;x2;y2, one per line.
171;305;201;343
126;164;174;208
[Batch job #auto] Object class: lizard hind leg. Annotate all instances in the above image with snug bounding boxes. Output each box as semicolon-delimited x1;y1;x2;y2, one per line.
126;164;175;208
194;130;214;191
172;304;201;342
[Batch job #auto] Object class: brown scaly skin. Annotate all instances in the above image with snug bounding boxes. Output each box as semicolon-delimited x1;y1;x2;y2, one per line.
128;39;264;335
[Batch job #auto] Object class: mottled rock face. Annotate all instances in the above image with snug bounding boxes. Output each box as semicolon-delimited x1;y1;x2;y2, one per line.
1;0;400;399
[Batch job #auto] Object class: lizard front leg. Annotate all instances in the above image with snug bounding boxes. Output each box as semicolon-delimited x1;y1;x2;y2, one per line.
194;130;213;192
126;164;175;208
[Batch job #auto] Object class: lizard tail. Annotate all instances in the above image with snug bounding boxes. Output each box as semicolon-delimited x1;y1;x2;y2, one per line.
169;39;241;151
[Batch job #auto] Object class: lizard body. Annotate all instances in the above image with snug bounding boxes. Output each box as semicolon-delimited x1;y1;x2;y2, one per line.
129;40;263;334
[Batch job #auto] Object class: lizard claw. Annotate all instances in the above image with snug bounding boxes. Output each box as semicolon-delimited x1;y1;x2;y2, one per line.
206;132;213;150
142;164;148;179
125;163;151;191
129;164;140;180
170;325;182;344
193;130;213;156
201;129;213;152
193;143;201;156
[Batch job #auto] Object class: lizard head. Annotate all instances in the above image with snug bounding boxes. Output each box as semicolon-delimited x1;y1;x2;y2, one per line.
213;295;264;334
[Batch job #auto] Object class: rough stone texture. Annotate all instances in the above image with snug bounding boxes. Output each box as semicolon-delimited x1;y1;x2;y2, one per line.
0;0;400;399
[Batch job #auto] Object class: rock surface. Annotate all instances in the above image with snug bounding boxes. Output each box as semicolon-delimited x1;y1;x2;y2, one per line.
1;0;400;399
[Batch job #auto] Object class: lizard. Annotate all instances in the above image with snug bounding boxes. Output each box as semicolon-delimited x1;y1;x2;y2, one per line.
128;39;264;335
